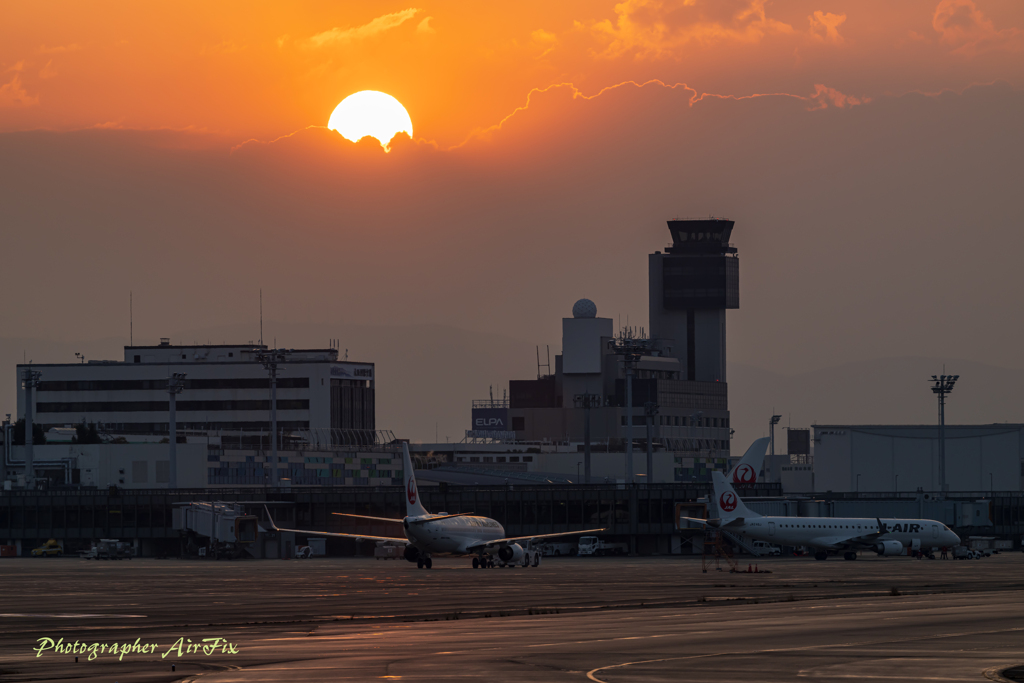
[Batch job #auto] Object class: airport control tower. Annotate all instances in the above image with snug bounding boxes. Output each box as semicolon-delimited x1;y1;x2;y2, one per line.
649;218;738;383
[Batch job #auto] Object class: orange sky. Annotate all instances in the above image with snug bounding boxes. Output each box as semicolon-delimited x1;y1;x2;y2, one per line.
2;1;1022;146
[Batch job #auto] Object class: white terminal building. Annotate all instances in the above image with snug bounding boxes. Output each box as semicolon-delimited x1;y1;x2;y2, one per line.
17;339;374;434
5;340;404;490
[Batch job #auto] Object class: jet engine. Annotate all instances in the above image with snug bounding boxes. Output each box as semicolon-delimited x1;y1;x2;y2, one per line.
874;540;904;556
404;546;421;563
497;543;525;564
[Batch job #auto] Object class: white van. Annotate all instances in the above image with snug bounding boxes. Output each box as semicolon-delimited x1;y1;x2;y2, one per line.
752;540;781;556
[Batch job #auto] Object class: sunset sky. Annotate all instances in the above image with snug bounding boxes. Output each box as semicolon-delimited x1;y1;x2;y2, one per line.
2;1;1023;442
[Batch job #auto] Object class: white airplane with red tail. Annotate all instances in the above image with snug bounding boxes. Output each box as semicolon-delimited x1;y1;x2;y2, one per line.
264;444;605;569
726;437;770;485
684;471;960;561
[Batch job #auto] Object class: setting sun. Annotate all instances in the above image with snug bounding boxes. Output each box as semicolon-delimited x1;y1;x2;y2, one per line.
327;91;413;151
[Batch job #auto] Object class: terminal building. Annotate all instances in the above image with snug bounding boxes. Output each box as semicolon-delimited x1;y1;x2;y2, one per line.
4;340;390;490
811;424;1024;493
15;339;375;434
466;219;739;482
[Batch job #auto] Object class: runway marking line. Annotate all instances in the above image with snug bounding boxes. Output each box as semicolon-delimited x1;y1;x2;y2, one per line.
585;624;1024;682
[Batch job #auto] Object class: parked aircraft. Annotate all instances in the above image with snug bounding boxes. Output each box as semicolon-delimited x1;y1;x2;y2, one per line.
726;437;770;485
264;444;605;569
684;471;961;560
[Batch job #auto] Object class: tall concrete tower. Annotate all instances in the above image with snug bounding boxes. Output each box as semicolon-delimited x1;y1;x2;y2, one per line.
649;219;738;382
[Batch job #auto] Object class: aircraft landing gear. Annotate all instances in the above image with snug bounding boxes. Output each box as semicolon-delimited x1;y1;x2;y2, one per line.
844;552;857;561
814;551;829;561
417;556;433;569
472;557;479;569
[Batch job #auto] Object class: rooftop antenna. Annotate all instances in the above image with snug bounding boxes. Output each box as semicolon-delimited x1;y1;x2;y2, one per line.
130;291;133;346
259;289;263;347
536;345;551;379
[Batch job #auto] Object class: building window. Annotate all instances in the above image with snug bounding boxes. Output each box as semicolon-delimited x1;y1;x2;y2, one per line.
133;355;141;363
512;417;525;431
510;456;519;462
523;456;533;462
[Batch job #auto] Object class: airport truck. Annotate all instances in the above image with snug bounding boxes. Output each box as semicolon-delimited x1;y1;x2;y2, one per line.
577;536;628;556
537;541;576;557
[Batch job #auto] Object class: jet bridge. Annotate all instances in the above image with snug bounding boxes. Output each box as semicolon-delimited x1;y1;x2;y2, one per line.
172;502;265;559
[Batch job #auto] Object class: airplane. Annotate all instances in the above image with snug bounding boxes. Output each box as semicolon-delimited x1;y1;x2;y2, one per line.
263;443;606;569
726;437;770;485
684;471;961;561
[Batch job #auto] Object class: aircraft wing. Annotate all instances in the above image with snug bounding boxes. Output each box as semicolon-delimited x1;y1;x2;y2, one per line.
332;513;404;523
265;506;408;544
465;528;606;552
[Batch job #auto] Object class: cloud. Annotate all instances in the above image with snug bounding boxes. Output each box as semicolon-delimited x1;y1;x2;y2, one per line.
583;0;794;59
417;17;435;35
809;11;846;44
39;60;57;79
0;74;39;107
308;8;420;48
531;28;558;58
804;83;868;110
932;0;1023;56
38;44;80;54
5;60;26;73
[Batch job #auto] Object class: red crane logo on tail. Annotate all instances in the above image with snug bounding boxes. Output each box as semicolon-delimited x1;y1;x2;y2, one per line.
407;478;417;506
733;464;756;484
720;491;738;513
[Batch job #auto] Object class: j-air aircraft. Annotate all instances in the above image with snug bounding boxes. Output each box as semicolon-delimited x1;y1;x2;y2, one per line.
264;444;606;569
684;470;961;561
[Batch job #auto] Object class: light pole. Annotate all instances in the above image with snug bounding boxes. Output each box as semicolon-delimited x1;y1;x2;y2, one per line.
931;374;959;492
895;474;899;493
574;393;600;483
21;369;42;489
577;462;581;482
769;415;781;481
258;349;288;488
608;333;651;484
166;373;186;489
644;401;659;485
856;473;861;492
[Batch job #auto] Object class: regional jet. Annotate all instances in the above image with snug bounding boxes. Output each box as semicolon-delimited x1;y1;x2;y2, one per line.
263;444;605;569
684;471;960;561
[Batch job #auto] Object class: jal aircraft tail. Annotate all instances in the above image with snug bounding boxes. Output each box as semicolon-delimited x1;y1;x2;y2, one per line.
402;443;430;518
726;437;770;484
711;470;761;523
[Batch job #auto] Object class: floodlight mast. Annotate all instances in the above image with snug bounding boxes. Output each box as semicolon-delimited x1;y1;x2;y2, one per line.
574;393;601;483
22;369;42;489
931;374;959;492
258;349;288;488
166;373;186;489
608;329;653;484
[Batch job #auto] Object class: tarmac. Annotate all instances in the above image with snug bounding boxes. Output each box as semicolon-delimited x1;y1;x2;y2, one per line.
2;552;1023;682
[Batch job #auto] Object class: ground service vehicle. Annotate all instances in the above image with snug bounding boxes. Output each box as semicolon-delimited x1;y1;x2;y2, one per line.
31;539;63;557
577;536;628;556
537;542;576;557
752;540;781;556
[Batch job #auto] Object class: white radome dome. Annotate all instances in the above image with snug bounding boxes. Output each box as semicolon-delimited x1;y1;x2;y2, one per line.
572;299;597;319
